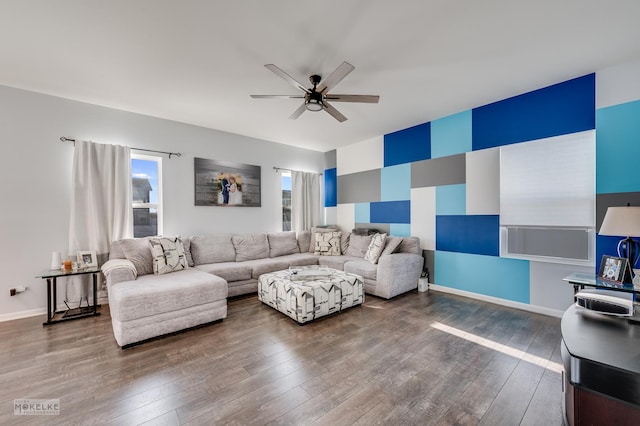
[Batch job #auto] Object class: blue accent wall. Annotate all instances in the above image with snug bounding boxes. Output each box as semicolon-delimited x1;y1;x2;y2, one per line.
436;184;466;215
472;74;596;150
370;200;411;224
435;251;530;303
381;164;411;201
431;110;473;158
436;215;500;256
324;168;337;207
354;203;370;223
384;122;431;167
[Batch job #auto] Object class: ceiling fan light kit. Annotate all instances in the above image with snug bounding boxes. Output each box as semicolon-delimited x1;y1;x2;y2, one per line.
251;61;379;122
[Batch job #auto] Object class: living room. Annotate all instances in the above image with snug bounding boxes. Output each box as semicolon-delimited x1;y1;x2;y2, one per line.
2;2;640;425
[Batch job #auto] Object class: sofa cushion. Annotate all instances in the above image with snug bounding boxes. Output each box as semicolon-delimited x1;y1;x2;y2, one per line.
267;232;300;257
108;269;227;322
380;236;403;257
297;230;311;254
398;236;421;254
344;260;377;281
182;238;195;267
345;234;373;258
190;234;236;264
149;237;189;274
318;255;363;271
232;233;269;262
120;237;154;276
314;231;342;256
195;262;252;282
244;258;291;279
308;227;338;252
109;239;126;260
364;233;387;264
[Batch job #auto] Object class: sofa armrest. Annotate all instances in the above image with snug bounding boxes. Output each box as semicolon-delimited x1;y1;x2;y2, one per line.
101;259;137;287
376;253;424;298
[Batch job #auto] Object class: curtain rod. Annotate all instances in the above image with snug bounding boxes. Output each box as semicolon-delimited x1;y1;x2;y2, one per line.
60;137;182;159
273;166;322;175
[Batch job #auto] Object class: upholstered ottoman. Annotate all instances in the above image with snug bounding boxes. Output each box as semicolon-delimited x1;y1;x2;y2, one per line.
258;266;364;324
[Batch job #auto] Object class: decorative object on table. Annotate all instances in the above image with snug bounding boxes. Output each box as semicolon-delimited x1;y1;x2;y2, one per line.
599;205;640;275
598;255;633;284
50;251;62;270
76;250;98;268
194;157;261;207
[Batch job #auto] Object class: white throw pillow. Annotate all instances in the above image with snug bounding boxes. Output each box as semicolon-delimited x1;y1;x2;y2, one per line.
314;231;342;256
149;237;189;274
364;233;387;264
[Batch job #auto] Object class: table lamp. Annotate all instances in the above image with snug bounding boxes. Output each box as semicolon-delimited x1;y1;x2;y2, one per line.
599;205;640;272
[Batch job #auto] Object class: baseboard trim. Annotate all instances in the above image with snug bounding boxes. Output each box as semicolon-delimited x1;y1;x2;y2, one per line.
0;298;110;323
428;284;564;318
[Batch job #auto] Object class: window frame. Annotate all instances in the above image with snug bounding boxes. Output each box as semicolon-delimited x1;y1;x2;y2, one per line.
131;153;163;237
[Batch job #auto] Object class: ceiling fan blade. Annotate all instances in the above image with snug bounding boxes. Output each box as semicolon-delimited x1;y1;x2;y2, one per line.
289;102;307;120
325;94;380;103
264;64;310;93
317;61;355;94
323;101;347;122
250;95;305;99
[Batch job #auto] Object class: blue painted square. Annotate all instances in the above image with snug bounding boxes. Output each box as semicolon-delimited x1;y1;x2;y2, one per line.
435;251;530;303
354;203;370;223
324;168;337;207
436;215;499;256
431;110;472;158
370;200;411;224
436;184;466;215
390;224;411;237
381;164;411;201
472;74;595;150
384;122;431;167
596;100;640;194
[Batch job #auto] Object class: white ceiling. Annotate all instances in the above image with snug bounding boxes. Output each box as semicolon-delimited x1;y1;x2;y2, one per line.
2;1;639;152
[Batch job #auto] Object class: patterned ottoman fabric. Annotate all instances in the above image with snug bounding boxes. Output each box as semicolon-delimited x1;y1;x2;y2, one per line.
258;266;364;324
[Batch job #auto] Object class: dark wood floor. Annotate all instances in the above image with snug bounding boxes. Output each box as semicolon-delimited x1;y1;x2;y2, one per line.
0;290;564;425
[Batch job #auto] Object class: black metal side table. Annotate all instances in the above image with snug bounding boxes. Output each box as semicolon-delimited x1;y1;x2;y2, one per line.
36;267;101;326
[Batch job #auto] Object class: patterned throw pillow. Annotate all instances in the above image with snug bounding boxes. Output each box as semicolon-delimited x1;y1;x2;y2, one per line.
314;231;342;256
149;237;189;275
364;233;387;264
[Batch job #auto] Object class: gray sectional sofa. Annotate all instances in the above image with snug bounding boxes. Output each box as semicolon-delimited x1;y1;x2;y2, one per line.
101;229;423;347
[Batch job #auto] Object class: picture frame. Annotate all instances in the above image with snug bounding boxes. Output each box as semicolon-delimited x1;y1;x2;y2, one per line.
76;250;98;268
598;255;633;284
194;157;261;207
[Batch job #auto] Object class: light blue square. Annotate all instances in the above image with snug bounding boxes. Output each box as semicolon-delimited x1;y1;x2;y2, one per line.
436;184;466;215
431;110;472;158
381;164;411;201
354;203;370;223
390;224;411;237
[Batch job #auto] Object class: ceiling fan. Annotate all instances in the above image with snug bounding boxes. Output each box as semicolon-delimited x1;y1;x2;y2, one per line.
250;61;379;122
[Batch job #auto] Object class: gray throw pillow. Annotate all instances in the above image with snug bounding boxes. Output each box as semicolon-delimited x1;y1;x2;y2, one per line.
380;236;403;257
120;237;154;276
345;234;374;258
267;232;300;257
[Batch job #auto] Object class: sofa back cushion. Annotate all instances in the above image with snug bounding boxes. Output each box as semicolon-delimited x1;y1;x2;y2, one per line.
190;234;236;265
380;236;403;257
397;236;421;254
345;234;373;258
267;232;300;257
232;233;269;262
120;237;154;276
297;230;311;254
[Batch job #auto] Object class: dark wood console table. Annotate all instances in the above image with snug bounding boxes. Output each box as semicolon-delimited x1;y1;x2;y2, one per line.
561;304;640;425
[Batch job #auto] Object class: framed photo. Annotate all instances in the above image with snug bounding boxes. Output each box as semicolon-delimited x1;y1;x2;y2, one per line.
76;250;98;268
194;158;261;207
598;255;633;284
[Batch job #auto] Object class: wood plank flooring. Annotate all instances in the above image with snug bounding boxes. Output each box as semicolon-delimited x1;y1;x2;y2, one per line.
0;291;563;425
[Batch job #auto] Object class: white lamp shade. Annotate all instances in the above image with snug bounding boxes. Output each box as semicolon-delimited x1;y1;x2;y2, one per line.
599;206;640;237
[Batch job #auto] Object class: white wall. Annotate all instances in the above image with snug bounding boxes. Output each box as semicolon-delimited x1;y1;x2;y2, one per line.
0;85;324;320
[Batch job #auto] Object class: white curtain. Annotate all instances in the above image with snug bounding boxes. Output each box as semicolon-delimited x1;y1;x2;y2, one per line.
66;140;133;304
291;170;322;232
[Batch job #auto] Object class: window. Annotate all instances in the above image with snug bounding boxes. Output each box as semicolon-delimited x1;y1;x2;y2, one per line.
131;154;163;237
282;171;291;231
500;130;595;265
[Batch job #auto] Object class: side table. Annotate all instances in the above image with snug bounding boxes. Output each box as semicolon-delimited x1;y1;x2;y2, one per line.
36;267;101;326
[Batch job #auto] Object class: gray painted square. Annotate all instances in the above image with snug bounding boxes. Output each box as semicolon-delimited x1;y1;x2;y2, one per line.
411;154;466;188
338;169;381;204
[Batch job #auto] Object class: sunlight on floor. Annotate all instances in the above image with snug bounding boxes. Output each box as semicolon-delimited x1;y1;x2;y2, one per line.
431;322;563;374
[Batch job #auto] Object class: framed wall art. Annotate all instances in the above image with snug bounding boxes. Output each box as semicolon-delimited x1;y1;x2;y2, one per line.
194;158;261;207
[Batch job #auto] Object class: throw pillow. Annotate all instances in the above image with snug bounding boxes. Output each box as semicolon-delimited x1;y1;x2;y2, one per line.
364;233;387;264
345;234;374;258
308;227;338;252
121;237;154;276
149;237;188;275
181;237;195;267
380;236;403;257
267;232;300;257
314;231;342;256
340;232;351;254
